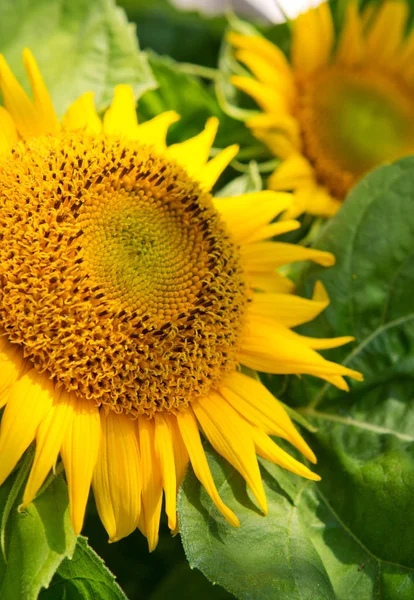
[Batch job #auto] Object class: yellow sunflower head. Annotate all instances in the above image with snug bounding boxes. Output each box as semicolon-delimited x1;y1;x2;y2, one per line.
0;49;362;550
229;0;414;218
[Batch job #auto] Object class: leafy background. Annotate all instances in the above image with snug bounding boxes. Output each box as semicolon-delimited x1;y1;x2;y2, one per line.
0;0;413;598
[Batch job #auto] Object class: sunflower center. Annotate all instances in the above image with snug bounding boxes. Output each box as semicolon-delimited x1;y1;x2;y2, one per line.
297;67;414;198
0;131;247;417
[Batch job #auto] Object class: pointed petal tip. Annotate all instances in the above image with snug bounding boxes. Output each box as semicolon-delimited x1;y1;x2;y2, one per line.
339;336;355;345
165;110;180;123
205;115;219;130
108;533;124;544
221;506;240;528
296;441;317;464
228;143;239;155
147;536;159;553
113;82;134;94
71;520;82;537
333;377;350;392
22;47;34;61
313;280;329;303
318;252;335;267
167;514;177;532
254;487;268;516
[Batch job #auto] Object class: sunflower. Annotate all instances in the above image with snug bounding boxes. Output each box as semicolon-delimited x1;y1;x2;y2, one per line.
229;0;414;218
0;49;362;551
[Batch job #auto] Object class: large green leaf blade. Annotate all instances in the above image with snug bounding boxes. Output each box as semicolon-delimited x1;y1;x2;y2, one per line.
0;472;77;600
179;445;336;600
0;464;128;599
0;0;156;116
39;537;128;600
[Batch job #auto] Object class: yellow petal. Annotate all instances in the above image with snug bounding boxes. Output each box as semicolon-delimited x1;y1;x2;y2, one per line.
0;369;54;486
103;84;138;136
248;311;355;350
231;75;289;114
268;154;316;192
62;92;102;135
293;333;355;350
335;0;365;66
92;411;141;542
154;414;177;531
292;3;334;73
239;316;363;388
248;271;295;294
213;191;292;244
166;117;218;177
234;49;295;98
364;1;408;63
137;416;163;552
60;396;101;535
227;32;292;74
241;241;335;272
247;112;301;148
194;392;267;514
22;48;60;135
252;427;320;481
317;2;335;59
0;54;44;138
176;407;240;527
279;190;310;220
253;127;298;159
0;106;18;156
247;219;300;243
198;144;239;191
250;281;329;328
167;415;189;489
22;390;74;507
0;338;28;408
284;186;341;220
132;111;180;152
220;371;316;462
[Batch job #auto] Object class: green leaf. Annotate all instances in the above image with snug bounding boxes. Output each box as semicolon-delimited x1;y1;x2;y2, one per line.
178;157;414;599
0;0;156;116
0;471;77;600
179;443;336;600
39;537;128;600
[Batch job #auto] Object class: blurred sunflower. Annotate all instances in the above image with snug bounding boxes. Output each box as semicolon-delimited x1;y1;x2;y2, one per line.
0;50;362;551
229;0;414;218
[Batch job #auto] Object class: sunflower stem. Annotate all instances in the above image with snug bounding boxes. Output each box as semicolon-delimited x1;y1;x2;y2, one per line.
175;62;220;81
